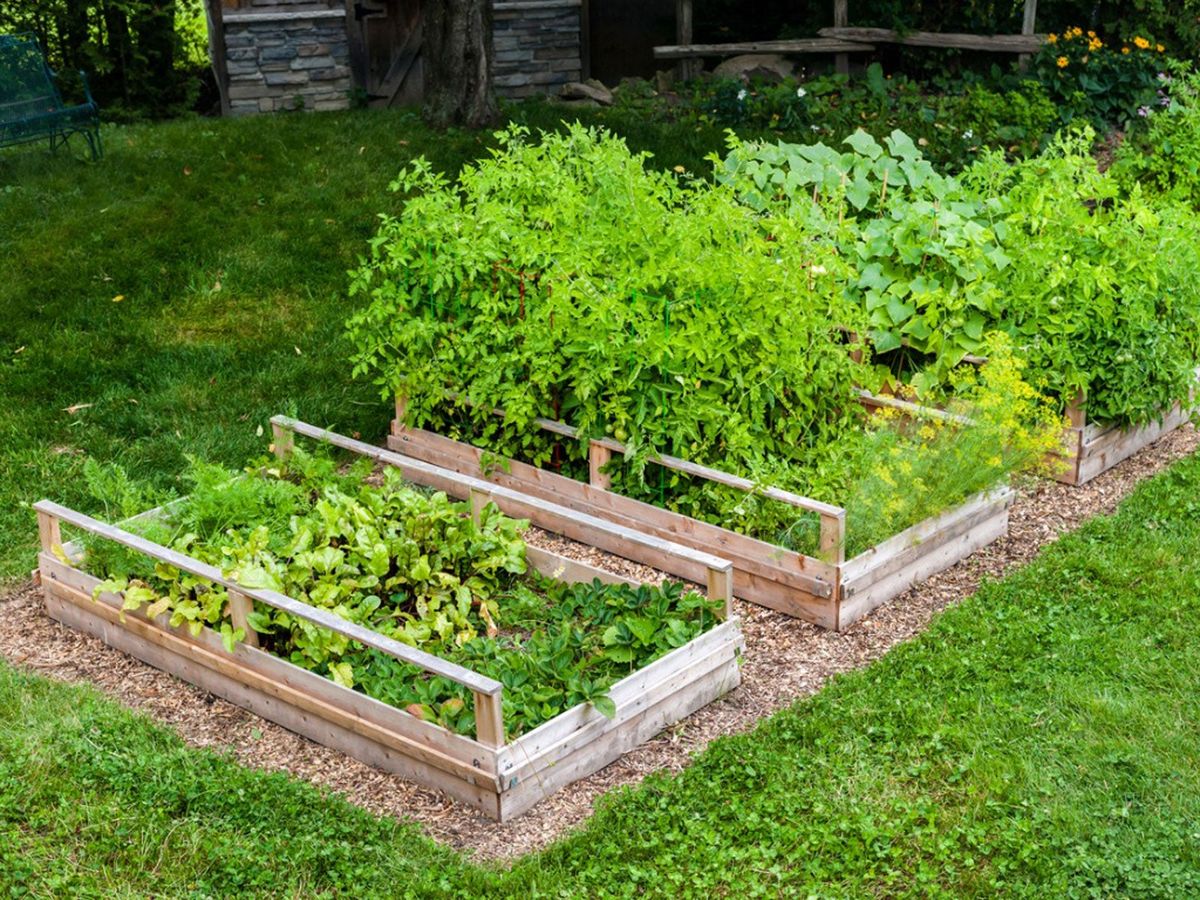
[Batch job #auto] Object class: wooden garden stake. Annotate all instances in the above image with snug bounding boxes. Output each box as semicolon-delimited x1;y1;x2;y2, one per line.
589;441;613;490
271;421;294;460
473;689;505;748
227;589;259;648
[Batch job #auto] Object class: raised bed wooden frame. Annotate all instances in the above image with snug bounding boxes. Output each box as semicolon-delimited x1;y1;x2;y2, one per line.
1052;387;1198;486
35;418;742;821
387;398;1015;631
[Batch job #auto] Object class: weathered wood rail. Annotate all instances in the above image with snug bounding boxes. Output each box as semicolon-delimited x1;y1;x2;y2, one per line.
35;418;742;821
388;397;1015;631
1052;390;1198;486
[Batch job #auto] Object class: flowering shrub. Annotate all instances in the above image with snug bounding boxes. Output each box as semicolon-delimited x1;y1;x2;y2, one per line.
1113;70;1200;207
1033;27;1167;129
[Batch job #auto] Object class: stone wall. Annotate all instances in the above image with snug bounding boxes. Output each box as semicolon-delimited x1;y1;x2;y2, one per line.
218;1;582;115
223;3;353;115
493;0;583;99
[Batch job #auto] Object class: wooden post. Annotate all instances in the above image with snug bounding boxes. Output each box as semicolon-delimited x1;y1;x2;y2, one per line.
588;441;613;490
271;420;294;460
392;393;409;436
675;0;698;80
203;0;230;116
833;0;849;75
468;487;489;525
37;509;62;555
1065;390;1087;429
473;689;505;748
1018;0;1037;70
706;565;734;620
819;511;846;565
226;589;259;648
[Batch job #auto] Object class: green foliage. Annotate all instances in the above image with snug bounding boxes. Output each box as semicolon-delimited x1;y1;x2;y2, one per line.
723;125;1200;426
347;123;865;489
1032;26;1168;130
81;447;719;737
1113;70;1200;206
965;128;1200;423
678;67;1059;170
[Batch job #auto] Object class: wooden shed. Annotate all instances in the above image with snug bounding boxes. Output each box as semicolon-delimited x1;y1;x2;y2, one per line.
203;0;586;115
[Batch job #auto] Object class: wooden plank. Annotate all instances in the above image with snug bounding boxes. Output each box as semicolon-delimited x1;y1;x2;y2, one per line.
37;509;61;554
588;441;613;490
226;589;259;648
524;546;639;587
387;427;837;595
473;690;505;749
842;492;1011;592
497;618;741;778
841;487;1013;582
819;26;1044;52
833;0;849;74
674;0;699;79
499;650;740;820
40;554;494;772
203;0;231;116
836;506;1009;629
857;389;973;426
503;624;740;773
653;38;874;59
32;500;503;697
39;565;504;794
1074;404;1193;485
433;393;844;518
41;584;502;817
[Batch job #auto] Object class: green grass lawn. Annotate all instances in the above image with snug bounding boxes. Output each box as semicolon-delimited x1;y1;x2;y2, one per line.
5;422;1200;898
3;110;1200;897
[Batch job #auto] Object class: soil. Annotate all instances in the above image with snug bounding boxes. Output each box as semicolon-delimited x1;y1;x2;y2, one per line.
1;424;1195;861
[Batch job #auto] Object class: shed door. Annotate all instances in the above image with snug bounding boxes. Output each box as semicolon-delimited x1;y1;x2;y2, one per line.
346;0;423;106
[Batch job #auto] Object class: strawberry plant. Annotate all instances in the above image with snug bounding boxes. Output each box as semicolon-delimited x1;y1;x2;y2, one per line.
80;448;722;738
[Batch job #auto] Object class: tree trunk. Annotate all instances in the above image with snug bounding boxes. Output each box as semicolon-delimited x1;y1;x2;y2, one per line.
422;0;497;129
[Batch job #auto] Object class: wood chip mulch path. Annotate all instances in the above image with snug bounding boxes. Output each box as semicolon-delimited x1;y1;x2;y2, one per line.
1;425;1195;861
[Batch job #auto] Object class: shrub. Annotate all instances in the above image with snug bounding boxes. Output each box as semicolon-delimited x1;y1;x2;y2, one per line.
1112;70;1200;206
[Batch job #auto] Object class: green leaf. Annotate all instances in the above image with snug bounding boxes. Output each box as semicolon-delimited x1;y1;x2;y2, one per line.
591;695;617;719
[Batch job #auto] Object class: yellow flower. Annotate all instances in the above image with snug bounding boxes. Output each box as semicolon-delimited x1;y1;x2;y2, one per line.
1088;38;1103;51
1134;36;1150;49
1157;43;1165;52
1122;46;1131;54
1056;56;1069;68
1087;30;1096;38
1070;26;1083;38
1047;33;1058;44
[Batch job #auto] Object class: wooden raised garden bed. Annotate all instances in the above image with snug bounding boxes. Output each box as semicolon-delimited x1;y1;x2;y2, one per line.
1052;389;1197;486
387;399;1015;631
35;418;742;822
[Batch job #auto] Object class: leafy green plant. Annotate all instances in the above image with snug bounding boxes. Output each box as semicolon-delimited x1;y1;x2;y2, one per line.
1113;69;1200;206
1032;26;1167;130
80;448;721;737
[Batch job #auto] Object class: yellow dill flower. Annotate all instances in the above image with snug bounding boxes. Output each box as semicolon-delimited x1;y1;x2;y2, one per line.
1134;36;1150;49
1056;55;1069;68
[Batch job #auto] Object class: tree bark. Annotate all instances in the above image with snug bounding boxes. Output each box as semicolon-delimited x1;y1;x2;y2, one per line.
422;0;497;129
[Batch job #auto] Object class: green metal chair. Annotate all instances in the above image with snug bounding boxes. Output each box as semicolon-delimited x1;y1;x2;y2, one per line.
0;32;102;160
